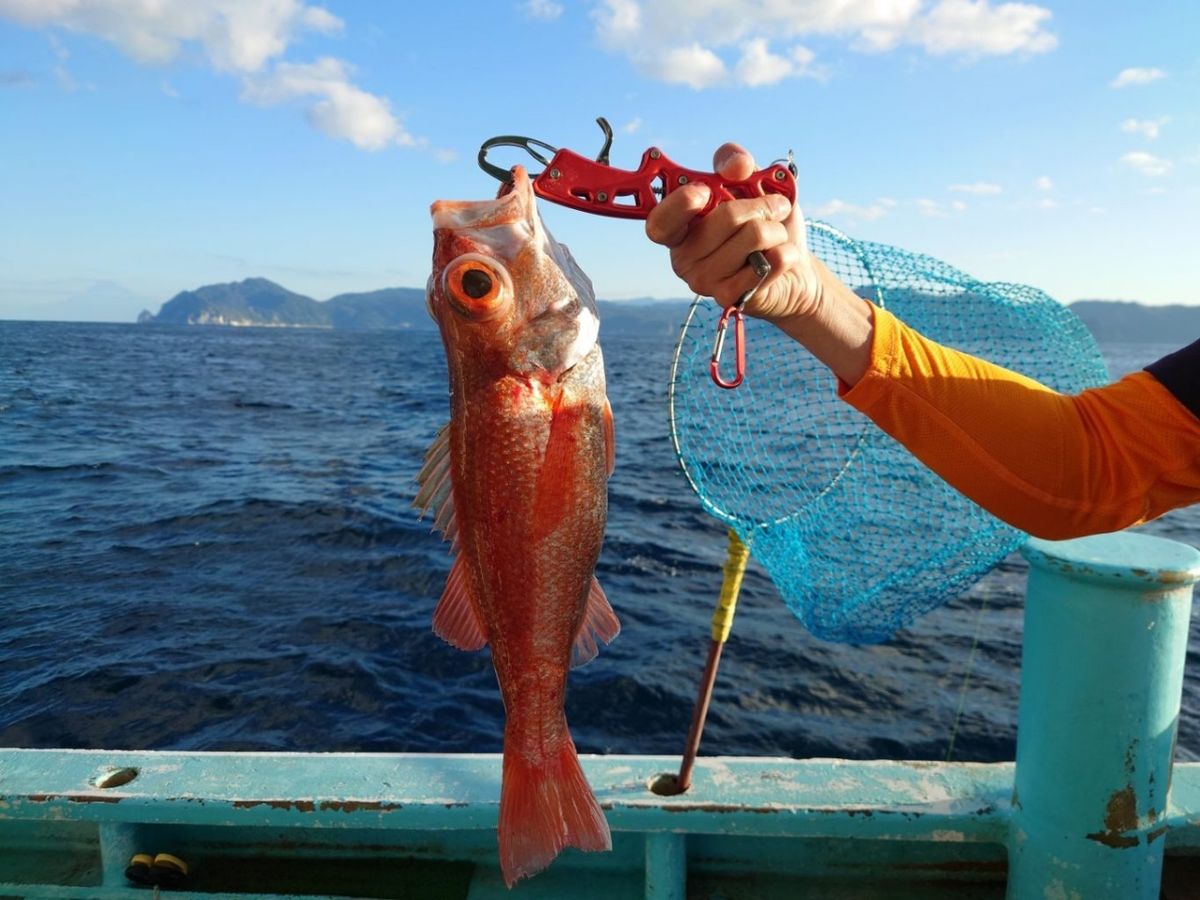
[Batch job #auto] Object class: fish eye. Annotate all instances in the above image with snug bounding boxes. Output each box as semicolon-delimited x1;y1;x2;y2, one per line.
443;256;509;319
461;268;493;300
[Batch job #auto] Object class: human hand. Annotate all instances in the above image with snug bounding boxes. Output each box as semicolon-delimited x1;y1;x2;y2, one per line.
645;143;822;323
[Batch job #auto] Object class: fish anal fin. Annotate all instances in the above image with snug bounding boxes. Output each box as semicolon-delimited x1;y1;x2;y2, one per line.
570;577;620;668
432;556;487;652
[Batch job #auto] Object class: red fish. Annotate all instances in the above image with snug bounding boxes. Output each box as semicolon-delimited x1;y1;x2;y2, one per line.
417;166;618;886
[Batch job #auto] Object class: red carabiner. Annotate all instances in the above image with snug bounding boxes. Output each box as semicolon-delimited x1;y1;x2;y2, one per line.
709;304;746;390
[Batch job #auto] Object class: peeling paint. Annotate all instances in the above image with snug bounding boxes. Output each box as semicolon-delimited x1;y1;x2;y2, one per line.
317;800;404;814
26;793;122;805
1085;785;1139;849
662;802;784;814
231;799;315;812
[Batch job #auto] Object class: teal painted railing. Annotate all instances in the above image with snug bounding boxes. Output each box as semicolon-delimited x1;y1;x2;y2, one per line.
0;531;1197;899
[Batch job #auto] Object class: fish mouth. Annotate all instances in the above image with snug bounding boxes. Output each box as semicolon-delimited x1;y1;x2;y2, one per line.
431;166;535;231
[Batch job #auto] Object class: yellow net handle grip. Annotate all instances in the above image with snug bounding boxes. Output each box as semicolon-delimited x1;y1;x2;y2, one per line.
711;529;750;643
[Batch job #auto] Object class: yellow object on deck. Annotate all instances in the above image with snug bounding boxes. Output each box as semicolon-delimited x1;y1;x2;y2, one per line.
711;529;750;643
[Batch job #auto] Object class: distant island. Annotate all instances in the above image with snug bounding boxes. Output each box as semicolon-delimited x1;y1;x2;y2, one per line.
1066;301;1200;344
137;277;694;336
138;278;432;331
137;277;1199;342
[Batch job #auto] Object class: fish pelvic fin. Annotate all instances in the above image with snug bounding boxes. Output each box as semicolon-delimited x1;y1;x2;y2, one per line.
433;555;487;652
570;577;619;668
498;728;611;887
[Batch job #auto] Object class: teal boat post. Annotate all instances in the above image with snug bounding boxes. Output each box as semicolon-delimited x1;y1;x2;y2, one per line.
1009;531;1200;899
0;531;1199;899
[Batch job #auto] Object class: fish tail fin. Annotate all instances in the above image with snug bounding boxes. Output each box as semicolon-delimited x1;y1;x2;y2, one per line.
498;728;611;887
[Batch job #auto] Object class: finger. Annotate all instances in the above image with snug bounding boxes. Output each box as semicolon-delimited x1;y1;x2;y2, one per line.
672;216;788;301
709;264;770;309
680;194;791;262
710;244;805;313
712;143;756;180
699;219;790;287
645;183;711;248
761;240;805;287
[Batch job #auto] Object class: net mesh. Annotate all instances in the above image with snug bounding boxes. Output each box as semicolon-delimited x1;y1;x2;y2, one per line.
668;221;1110;644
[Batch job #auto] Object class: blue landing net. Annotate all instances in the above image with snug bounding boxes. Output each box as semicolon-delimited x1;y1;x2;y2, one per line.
668;221;1110;644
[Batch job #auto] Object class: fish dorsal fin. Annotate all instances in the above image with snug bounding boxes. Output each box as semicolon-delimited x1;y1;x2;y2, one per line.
414;422;456;543
570;577;620;668
433;555;488;651
603;399;615;478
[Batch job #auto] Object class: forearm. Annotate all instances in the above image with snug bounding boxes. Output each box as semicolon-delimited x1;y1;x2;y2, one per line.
835;308;1200;539
767;257;875;387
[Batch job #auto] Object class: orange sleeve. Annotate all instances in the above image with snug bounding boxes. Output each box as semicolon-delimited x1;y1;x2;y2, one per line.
839;305;1200;540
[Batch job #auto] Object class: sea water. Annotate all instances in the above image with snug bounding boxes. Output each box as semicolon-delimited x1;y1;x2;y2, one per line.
1;322;1197;760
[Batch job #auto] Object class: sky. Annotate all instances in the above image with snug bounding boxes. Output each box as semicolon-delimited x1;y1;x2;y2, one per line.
1;0;1197;322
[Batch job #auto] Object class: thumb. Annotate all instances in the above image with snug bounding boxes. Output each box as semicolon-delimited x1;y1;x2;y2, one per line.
712;143;756;180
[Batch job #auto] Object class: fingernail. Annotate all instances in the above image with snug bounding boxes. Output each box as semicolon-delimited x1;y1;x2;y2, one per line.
768;195;791;218
713;146;740;172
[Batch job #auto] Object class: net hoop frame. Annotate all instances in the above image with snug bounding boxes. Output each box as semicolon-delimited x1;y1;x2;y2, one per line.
666;220;885;531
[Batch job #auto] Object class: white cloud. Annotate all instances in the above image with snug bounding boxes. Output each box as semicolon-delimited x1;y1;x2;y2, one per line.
917;197;968;217
900;0;1057;56
810;197;894;222
242;57;413;150
593;0;640;45
642;42;728;89
1038;197;1057;209
1120;151;1172;177
731;39;825;86
790;45;825;79
1110;67;1166;88
53;63;76;90
735;38;793;86
521;0;563;21
1121;117;1170;140
948;181;1001;194
592;0;1054;89
621;116;642;133
48;31;69;60
1034;175;1053;191
0;0;343;72
161;80;180;98
0;1;427;151
46;31;91;91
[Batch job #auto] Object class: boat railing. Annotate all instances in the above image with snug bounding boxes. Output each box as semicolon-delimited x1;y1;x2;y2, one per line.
1;530;1197;899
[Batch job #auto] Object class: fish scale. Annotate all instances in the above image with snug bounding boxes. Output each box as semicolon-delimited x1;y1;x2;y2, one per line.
419;167;619;886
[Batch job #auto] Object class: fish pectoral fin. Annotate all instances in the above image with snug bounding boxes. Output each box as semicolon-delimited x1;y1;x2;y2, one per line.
570;577;620;668
604;399;615;478
433;556;488;652
414;422;458;545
